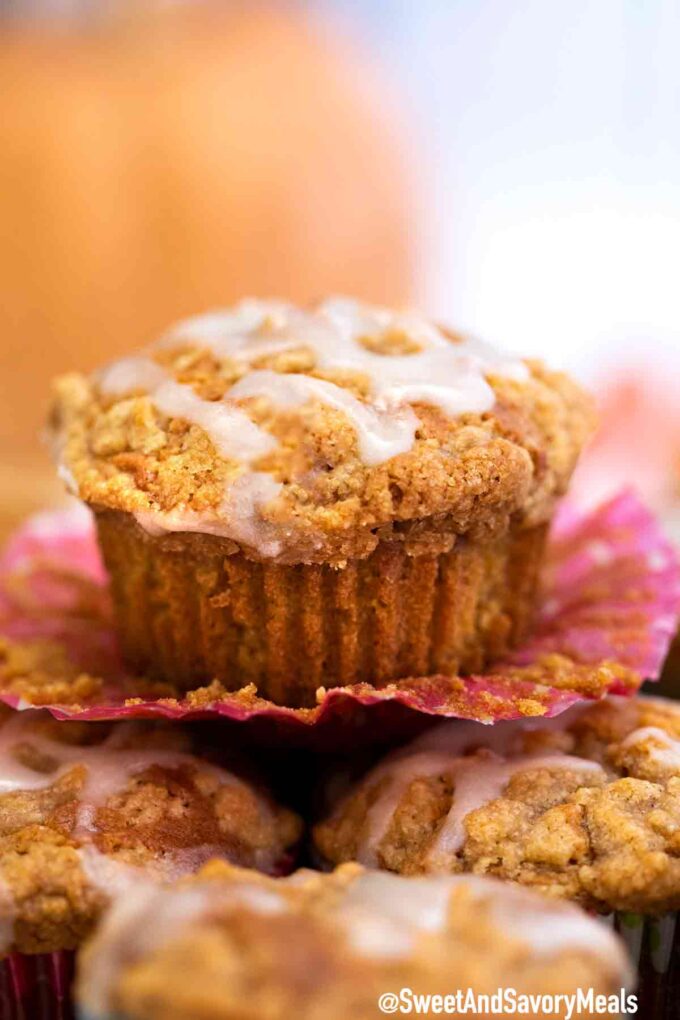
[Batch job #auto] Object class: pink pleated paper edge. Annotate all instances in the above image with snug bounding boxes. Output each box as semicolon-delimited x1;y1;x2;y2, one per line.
0;950;74;1020
0;492;679;739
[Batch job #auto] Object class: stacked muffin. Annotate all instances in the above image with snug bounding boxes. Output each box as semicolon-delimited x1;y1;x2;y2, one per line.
50;297;593;706
2;297;677;1017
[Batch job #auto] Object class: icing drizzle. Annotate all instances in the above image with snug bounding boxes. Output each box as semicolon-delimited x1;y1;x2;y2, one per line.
78;865;630;1017
230;370;418;465
336;870;626;969
0;712;243;821
620;725;680;769
335;716;605;868
0;711;266;952
93;297;528;555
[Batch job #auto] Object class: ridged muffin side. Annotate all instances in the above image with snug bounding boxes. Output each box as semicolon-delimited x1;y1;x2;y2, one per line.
95;508;547;706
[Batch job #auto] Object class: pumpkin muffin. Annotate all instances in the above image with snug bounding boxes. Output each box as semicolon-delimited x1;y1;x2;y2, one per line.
314;694;680;1013
314;694;680;915
0;708;301;956
76;861;632;1020
49;297;594;706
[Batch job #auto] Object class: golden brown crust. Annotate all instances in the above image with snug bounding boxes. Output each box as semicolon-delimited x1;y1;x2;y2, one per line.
77;862;631;1020
0;638;104;706
93;511;547;704
314;695;680;913
49;304;594;565
0;709;301;955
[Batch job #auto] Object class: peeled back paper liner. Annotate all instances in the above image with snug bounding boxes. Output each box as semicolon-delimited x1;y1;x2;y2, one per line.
0;491;678;748
0;950;74;1020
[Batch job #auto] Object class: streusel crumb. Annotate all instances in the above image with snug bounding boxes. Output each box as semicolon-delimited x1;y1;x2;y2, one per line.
0;709;301;955
50;299;594;563
77;861;631;1020
314;695;680;913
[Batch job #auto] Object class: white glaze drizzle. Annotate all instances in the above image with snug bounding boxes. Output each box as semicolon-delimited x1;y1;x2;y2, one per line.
620;726;680;769
425;752;602;868
78;867;630;1017
335;870;629;975
77;844;145;899
164;299;317;361
399;706;587;760
90;298;528;554
344;718;604;868
98;358;276;462
336;871;454;958
79;878;287;1017
168;297;529;416
337;711;579;867
0;712;266;917
153;379;276;463
134;472;285;558
0;712;243;819
99;355;283;552
230;370;418;466
96;356;168;396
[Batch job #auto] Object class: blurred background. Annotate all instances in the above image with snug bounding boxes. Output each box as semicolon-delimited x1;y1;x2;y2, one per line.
1;0;679;539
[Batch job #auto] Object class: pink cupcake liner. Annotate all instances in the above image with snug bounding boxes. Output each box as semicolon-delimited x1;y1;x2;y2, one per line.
0;951;74;1020
0;492;678;748
512;490;680;678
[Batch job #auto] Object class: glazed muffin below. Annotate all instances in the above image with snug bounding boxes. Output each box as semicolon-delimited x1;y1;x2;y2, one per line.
314;695;680;914
0;709;301;955
49;298;594;564
76;861;631;1020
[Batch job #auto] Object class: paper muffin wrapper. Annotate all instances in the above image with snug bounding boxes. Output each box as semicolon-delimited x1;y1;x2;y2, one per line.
0;951;75;1020
607;912;679;1020
0;492;678;748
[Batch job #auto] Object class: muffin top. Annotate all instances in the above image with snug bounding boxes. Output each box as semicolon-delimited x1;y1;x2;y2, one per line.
314;694;680;913
0;708;301;955
77;860;631;1020
50;298;594;564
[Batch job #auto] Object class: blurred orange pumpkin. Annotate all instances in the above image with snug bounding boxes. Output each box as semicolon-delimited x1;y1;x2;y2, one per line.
0;3;415;535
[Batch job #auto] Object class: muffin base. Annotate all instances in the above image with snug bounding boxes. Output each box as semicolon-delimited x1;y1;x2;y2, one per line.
94;509;548;707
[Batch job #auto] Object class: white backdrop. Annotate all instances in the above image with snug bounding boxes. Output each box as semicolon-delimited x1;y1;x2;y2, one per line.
323;0;680;383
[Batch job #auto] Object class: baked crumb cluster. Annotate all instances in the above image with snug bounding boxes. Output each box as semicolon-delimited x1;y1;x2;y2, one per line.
0;708;301;954
50;298;594;563
77;861;630;1020
314;696;680;913
0;637;105;706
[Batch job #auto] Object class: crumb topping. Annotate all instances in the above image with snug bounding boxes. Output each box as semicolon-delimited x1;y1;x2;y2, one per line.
49;298;594;563
0;709;300;955
314;695;680;913
77;861;630;1020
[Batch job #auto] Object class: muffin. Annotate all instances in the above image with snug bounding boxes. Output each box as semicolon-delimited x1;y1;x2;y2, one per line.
314;694;680;909
49;297;594;706
314;695;680;1014
76;861;632;1020
0;708;301;957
